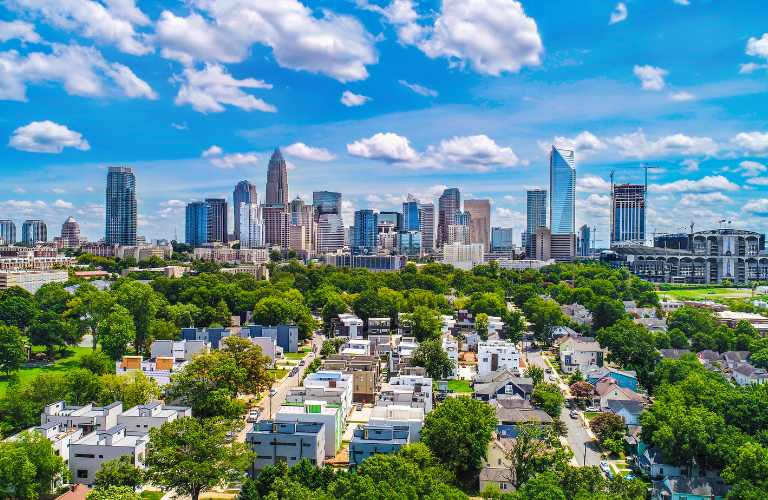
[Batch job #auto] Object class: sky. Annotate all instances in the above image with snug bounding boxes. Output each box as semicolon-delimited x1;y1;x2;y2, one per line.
1;0;768;245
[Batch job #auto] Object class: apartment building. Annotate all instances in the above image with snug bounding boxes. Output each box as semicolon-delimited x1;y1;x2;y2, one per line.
246;420;325;471
368;405;424;442
69;425;147;485
378;374;433;413
477;341;520;376
276;401;343;458
321;354;380;403
117;402;192;436
41;402;122;435
348;424;410;467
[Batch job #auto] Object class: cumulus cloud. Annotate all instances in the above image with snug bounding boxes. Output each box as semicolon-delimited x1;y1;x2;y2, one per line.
740;62;768;74
744;199;768;216
732;131;768;155
633;65;668;91
201;145;223;157
576;175;611;193
365;0;542;76
7;0;151;55
610;130;718;158
544;131;607;155
398;80;438;97
669;91;695;102
9;120;90;153
156;0;377;82
0;43;155;101
0;20;41;43
200;144;259;168
53;199;74;209
679;192;732;206
174;64;275;113
609;3;628;25
681;159;700;172
649;175;739;194
340;90;371;107
576;194;611;219
284;142;336;161
347;132;419;163
746;33;768;59
735;160;767;177
747;177;768;186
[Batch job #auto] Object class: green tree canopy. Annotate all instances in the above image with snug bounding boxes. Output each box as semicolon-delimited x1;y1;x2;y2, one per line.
412;339;455;380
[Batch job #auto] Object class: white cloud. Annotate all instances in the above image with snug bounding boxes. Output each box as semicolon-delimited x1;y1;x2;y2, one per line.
610;130;718;158
369;0;542;76
171;122;188;131
9;120;90;153
284;142;336;162
609;3;628;25
744;199;768;216
650;175;739;193
732;131;768;155
576;175;611;193
681;159;700;172
0;20;41;43
201;145;223;158
156;1;377;82
673;0;690;5
746;33;768;59
174;64;275;114
669;91;695;102
679;192;732;206
7;0;151;55
347;132;419;163
736;160;767;177
0;43;155;101
53;199;74;209
340;90;371;107
739;62;768;74
427;134;519;170
398;79;438;97
13;187;26;194
547;131;607;155
633;65;668;91
576;194;611;219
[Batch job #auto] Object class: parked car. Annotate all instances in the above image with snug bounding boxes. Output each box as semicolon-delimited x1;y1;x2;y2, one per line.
545;367;552;374
246;409;261;423
569;409;578;419
586;406;600;412
299;360;305;366
290;367;298;377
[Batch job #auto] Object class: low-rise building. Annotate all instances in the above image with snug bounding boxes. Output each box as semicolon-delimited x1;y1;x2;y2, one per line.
367;317;390;335
389;337;419;373
378;374;433;413
442;335;459;379
287;371;354;418
473;375;534;402
477;340;520;376
652;477;730;500
321;354;380;403
716;310;768;335
339;339;371;356
69;425;146;485
585;367;638;392
116;355;185;386
117;402;191;436
606;399;644;426
275;401;343;458
336;313;364;339
41;401;122;435
492;400;553;438
561;303;592;326
246;420;325;471
348;424;410;467
0;269;69;293
593;377;645;410
480;436;515;494
559;338;604;374
368;405;424;442
150;339;208;361
732;362;768;386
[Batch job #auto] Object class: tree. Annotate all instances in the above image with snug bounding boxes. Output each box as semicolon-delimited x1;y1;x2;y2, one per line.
320;337;346;357
532;383;565;417
66;284;115;349
34;283;71;315
80;350;114;375
668;306;718;338
0;325;28;375
115;280;163;353
0;430;69;499
98;305;136;359
149;319;179;342
590;298;626;331
0;293;39;330
476;313;489;340
523;297;567;345
66;368;105;405
28;311;80;356
421;397;497;484
590;412;626;449
514;472;566;500
504;310;525;343
412;339;455;379
144;417;253;500
596;319;659;387
252;293;315;340
569;381;593;401
221;336;273;394
94;456;143;489
505;423;571;486
0;442;37;499
722;442;768;491
524;366;544;387
404;306;441;342
468;292;506;317
87;486;141;500
100;371;161;409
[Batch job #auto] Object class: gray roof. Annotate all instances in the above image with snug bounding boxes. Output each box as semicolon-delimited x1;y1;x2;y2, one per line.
480;467;513;484
607;399;644;415
495;406;553;424
474;377;534;397
473;368;518;384
733;362;768;378
659;348;691;359
658;477;730;497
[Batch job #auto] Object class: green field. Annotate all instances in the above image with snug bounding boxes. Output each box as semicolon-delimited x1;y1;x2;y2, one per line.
284;351;308;361
657;287;755;301
584;411;601;421
447;380;473;393
0;346;93;396
140;492;163;500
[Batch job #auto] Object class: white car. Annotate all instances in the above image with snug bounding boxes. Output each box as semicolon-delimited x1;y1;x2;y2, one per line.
246;409;261;423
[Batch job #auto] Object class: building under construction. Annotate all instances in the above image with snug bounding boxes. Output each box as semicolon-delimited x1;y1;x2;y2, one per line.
610;183;646;247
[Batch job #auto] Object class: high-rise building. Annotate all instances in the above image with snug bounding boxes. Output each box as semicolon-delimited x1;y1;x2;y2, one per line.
526;189;547;256
398;230;422;256
233;180;258;240
549;146;576;261
533;227;552;261
578;224;591;257
205;198;228;243
21;219;47;245
288;197;315;254
447;211;471;245
316;214;345;253
105;166;137;246
266;148;289;206
437;188;461;247
491;227;514;251
240;203;265;249
312;191;342;219
611;184;646;246
402;195;420;231
377;211;402;231
185;202;209;247
353;209;377;254
464;199;491;251
378;221;398;252
0;220;16;245
262;204;290;248
60;217;80;248
419;203;435;254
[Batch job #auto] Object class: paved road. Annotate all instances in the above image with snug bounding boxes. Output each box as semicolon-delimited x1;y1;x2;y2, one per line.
523;340;601;467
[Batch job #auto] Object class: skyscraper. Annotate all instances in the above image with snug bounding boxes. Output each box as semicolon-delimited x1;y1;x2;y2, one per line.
0;220;16;245
526;189;547;256
464;199;491;251
447;211;471;245
402;195;420;231
262;204;290;248
233;180;258;240
419;203;435;254
185;201;209;247
549;146;576;261
239;203;264;248
353;209;377;254
377;211;402;231
578;224;591;257
317;214;345;253
266;148;289;206
611;184;646;246
205;198;228;243
491;227;514;251
60;217;80;248
437;188;460;247
105;166;137;246
288;197;316;253
21;219;47;245
312;191;342;219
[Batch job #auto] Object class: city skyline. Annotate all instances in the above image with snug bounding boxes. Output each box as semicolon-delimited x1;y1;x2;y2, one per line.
1;1;768;243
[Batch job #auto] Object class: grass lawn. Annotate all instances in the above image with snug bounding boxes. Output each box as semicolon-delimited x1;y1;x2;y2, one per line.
0;346;93;396
447;380;473;393
657;287;754;301
284;351;308;361
140;492;163;500
268;368;288;380
584;411;601;421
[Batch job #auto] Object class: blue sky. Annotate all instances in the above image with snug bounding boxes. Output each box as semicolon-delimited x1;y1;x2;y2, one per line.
1;0;768;244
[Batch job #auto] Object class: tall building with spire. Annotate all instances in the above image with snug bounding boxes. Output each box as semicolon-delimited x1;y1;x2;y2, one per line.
105;166;137;246
233;180;258;240
266;148;289;206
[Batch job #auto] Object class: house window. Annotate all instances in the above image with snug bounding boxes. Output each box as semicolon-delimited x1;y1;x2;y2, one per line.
498;458;502;465
77;470;88;479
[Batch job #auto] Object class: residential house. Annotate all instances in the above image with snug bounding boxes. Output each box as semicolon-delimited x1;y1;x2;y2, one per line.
276;401;343;458
389;337;419;373
561;303;592;326
321;354;380;403
69;425;146;485
638;446;682;480
378;374;433;413
606;399;644;426
635;317;667;333
368;405;424;442
550;325;579;340
721;351;750;370
287;371;354;418
659;349;691;360
367;317;390;335
348;424;410;467
479;435;516;494
442;334;459;379
477;340;520;376
367;334;394;356
593;377;645;410
492;400;553;438
41;402;122;435
473;376;534;402
115;355;185;386
246;420;325;471
585;367;639;392
149;339;208;361
559;338;604;374
117;402;191;436
623;301;657;319
652;477;730;500
339;339;372;356
336;313;364;339
732;362;768;386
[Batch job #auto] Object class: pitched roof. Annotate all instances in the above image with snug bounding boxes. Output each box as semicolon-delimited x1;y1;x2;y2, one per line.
607;399;644;415
480;467;513;484
494;406;553;424
594;377;644;401
733;362;768;379
659;348;691;359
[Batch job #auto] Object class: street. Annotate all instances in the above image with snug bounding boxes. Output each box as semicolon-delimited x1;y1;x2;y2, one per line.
523;339;601;467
